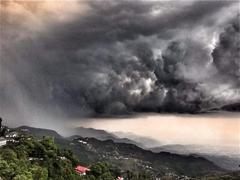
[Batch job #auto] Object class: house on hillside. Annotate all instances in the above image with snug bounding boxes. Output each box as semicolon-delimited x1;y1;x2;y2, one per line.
0;118;19;144
75;165;90;175
0;137;6;147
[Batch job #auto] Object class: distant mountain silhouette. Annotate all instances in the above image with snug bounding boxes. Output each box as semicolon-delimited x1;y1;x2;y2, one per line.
150;144;240;171
113;131;161;148
71;127;145;147
15;126;62;139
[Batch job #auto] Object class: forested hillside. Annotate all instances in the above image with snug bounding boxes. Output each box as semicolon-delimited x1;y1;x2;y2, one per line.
0;133;153;180
0;126;238;180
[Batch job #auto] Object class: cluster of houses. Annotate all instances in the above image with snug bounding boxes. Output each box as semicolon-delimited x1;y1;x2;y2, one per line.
0;118;19;147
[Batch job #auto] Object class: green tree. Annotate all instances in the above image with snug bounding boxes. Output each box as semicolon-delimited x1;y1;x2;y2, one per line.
98;172;114;180
30;164;48;180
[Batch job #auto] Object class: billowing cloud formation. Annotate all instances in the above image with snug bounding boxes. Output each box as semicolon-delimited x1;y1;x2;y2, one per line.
0;0;239;125
213;15;240;84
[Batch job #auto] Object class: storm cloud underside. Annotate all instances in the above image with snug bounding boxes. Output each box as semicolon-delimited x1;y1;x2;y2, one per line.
0;0;239;125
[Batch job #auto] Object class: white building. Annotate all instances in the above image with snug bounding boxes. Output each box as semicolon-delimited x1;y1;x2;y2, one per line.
5;131;18;138
0;138;6;147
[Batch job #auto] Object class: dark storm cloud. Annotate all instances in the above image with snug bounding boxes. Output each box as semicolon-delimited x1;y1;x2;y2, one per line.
212;15;240;85
43;0;235;50
0;0;240;126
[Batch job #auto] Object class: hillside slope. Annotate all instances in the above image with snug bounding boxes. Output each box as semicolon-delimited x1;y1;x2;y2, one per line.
14;126;224;177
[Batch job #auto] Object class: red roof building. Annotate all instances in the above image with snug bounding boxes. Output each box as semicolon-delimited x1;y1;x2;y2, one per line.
75;165;90;175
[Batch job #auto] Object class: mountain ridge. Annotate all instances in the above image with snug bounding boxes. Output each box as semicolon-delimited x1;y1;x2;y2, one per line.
13;125;225;177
